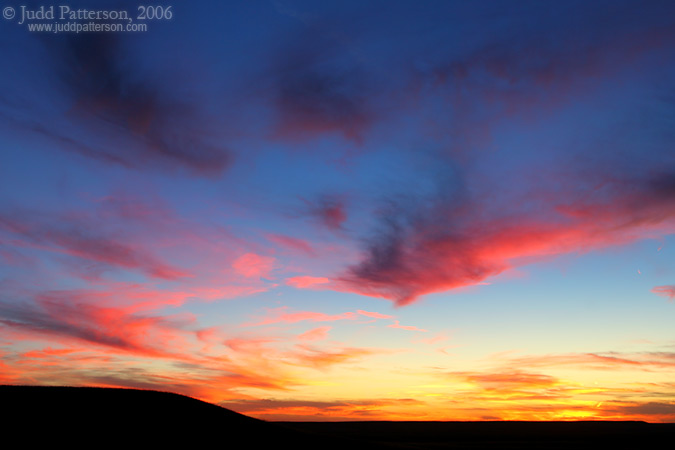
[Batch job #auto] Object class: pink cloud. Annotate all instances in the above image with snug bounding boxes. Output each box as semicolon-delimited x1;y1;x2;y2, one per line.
356;310;394;319
0;212;190;280
245;307;357;326
339;171;675;306
246;307;397;327
286;276;331;288
652;285;675;301
0;295;194;360
232;253;276;278
266;234;316;256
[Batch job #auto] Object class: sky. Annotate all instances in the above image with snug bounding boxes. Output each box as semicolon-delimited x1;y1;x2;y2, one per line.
1;0;675;422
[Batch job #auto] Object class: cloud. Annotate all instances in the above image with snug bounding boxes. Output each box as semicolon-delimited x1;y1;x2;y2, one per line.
21;347;84;359
301;195;348;231
603;401;675;421
414;332;450;346
297;326;331;341
652;285;675;301
219;397;424;421
244;307;357;326
0;210;190;280
387;320;428;332
356;310;393;320
409;1;675;142
339;168;675;305
1;32;231;176
0;295;191;359
506;351;675;371
232;253;276;278
286;276;331;288
446;371;560;391
245;307;396;326
303;1;675;307
225;337;278;353
265;26;376;142
289;344;381;369
266;234;316;256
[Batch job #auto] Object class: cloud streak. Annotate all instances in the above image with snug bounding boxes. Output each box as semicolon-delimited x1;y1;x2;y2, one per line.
652;285;675;301
0;210;190;280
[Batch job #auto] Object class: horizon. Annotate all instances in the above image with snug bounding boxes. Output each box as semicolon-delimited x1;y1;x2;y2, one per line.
1;0;674;423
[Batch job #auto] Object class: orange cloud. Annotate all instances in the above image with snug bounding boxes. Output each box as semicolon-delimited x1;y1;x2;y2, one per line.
447;370;560;391
220;398;425;421
297;326;331;341
21;347;84;358
289;344;381;369
388;320;428;332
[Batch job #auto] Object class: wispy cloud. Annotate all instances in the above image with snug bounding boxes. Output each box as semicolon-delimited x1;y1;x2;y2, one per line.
388;320;428;332
0;210;190;280
244;306;395;327
297;326;331;341
286;276;331;288
232;253;276;278
652;285;675;301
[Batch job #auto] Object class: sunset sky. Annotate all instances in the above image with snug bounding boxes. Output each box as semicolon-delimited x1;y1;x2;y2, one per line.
1;0;675;422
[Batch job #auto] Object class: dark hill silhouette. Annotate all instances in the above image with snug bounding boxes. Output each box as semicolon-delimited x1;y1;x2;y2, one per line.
3;385;674;449
1;385;404;449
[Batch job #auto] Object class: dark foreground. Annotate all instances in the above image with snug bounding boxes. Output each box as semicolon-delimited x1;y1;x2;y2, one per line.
3;386;674;449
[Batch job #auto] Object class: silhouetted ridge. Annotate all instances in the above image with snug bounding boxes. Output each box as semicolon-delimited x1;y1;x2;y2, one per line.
2;386;401;449
4;385;275;445
4;386;674;449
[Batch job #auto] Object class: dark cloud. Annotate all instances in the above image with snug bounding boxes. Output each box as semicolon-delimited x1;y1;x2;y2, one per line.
301;194;348;231
262;24;377;142
0;27;232;176
219;397;422;420
55;33;232;174
604;401;675;420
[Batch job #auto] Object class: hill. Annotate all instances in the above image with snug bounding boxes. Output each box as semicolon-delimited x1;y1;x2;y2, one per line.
1;385;401;448
3;385;673;449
